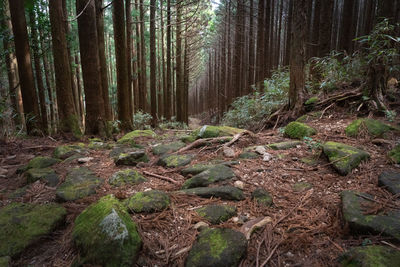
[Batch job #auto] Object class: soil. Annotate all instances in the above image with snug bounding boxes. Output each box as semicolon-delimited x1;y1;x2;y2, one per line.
1;110;399;267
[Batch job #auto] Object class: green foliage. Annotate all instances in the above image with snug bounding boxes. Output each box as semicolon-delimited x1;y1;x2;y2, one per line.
303;137;322;152
222;68;289;129
385;110;397;122
158;117;188;130
132;111;152;130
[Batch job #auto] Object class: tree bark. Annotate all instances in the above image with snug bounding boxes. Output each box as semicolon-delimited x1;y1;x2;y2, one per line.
139;0;147;112
126;0;134;115
165;0;172;119
150;0;157;125
175;0;184;122
318;0;333;57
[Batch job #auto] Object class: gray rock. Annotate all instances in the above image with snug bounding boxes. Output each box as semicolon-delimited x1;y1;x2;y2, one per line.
268;141;302;150
255;146;267;154
125;190;170;213
223;146;235;158
56;167;103;201
114;151;149;166
53;144;87;160
78;157;94;164
185;228;247;267
109;169;147;187
195;205;237;224
180;186;244;201
292;182;313;192
252;188;273;206
157;154;193;168
338;245;400;266
152;141;186;155
18;156;61;173
182;165;235;189
378;171;400;195
181;161;239;176
25;168;59;187
238;152;259;159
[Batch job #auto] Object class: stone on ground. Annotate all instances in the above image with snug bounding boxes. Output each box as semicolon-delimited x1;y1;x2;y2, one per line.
388;144;400;164
77;157;94;164
117;130;156;145
56;167;103;201
152;141;186;155
338;245;400;267
25;168;59;187
284;122;317;139
114;151;149;166
195;205;237;224
109;169;147;187
238;152;259;159
180;186;244;201
125;190;170;213
292;182;313;192
53;143;87;160
341;190;400;241
73;195;141;266
0;202;66;257
251;188;273;206
185;228;247;267
18;156;61;173
192;125;245;139
323;142;370;176
182;165;235;189
157;154;193;168
181;161;239;176
268;141;302;150
345;118;392;138
378;171;400;195
223;146;235;158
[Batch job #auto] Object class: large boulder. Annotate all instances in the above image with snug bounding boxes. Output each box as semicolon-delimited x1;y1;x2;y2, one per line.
0;202;66;257
56;167;103;201
114;151;149;166
125;190;170;213
338;245;400;267
341;190;400;241
185;228;247;267
378;171;400;195
25;168;59;187
157;154;193;168
182;165;235;189
323;142;370;175
284;122;317;140
109;169;147;187
73;195;142;266
195;205;237;224
180;186;244;201
345;118;392;138
152;141;186;155
53;143;87;160
117;130;156;146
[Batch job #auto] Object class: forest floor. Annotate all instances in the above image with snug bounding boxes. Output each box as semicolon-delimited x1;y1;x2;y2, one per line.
1;107;400;266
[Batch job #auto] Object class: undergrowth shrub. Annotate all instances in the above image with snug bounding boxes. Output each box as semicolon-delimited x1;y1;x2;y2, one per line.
158;116;188;130
222;68;289;129
132;111;152;130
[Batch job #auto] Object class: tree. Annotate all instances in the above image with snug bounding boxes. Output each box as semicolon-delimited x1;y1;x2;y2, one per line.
149;0;157;125
8;0;41;134
76;0;106;135
175;0;184;122
165;0;172;119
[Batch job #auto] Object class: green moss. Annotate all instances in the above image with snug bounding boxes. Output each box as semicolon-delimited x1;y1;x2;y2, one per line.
25;168;59;187
268;141;302;150
152;141;186;155
0;202;66;257
251;188;273;206
284;122;317;139
345;118;391;137
195;205;237;224
180;186;244;201
305;97;318;105
182;165;235;189
53;143;86;160
292;182;313;192
238;152;259;159
73;195;141;266
114;151;149;166
125;190;170;213
339;245;400;267
26;156;61;170
158;154;193;168
109;169;147;187
388;145;400;164
117;130;156;145
61;114;82;139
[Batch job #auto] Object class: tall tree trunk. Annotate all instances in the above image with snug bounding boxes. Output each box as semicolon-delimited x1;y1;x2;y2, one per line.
95;0;112;121
318;0;333;57
134;0;141;112
139;0;147;112
160;0;167;119
248;0;255;89
9;0;40;135
233;0;244;98
183;35;189;124
150;0;157;125
77;0;106;135
340;0;355;53
126;0;134;115
284;0;293;65
165;0;172;119
74;54;85;123
255;0;265;88
289;0;307;115
42;50;55;133
175;0;184;122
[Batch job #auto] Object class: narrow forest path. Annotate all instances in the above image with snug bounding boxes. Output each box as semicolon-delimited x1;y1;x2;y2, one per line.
1;110;400;266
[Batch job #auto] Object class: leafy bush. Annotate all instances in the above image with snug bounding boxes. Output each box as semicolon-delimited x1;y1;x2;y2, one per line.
222;68;289;129
132;111;152;130
158;117;188;130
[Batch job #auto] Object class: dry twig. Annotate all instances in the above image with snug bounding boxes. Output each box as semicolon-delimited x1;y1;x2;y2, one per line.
143;171;179;185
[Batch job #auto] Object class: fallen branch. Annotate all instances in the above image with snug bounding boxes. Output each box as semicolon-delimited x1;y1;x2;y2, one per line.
21;145;57;150
176;136;232;153
143;171;179;185
224;130;253;147
319;102;335;119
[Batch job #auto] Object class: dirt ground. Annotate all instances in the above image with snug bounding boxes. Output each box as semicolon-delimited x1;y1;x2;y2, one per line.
1;110;399;267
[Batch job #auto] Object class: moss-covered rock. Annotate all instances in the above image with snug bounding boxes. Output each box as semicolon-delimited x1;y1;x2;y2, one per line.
238;151;259;159
182;165;235;189
185;228;247;267
284;122;317;139
0;256;10;267
192;125;245;139
268;141;302;150
109;169;147;187
378;171;400;195
18;156;61;173
117;130;156;145
56;167;103;202
181;161;239;176
180;134;197;143
388;144;400;164
114;151;149;166
296;111;322;123
251;188;273;206
157;154;193;168
152;141;186;155
88;140;113;150
323;142;370;176
73;195;141;266
25;168;59;187
125;190;170;213
6;186;27;199
0;202;66;257
53;143;87;160
180;186;244;201
292;182;313;192
345;118;392;137
196;205;236;225
338;245;400;267
305;96;319;106
109;146;143;158
341;190;400;241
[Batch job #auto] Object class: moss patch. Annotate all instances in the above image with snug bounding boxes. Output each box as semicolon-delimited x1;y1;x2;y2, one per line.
19;156;61;173
117;130;156;145
251;188;273;206
114;151;149;166
125;190;170;213
284;122;317;139
292;182;313;192
345;118;392;137
182;165;235;189
73;195;141;266
109;169;147;187
323;142;370;176
296;111;322;122
388;144;400;164
191;125;245;139
196;205;236;224
25;168;59;187
238;152;259;159
268;141;302;150
180;186;244;201
305;96;319;106
53;143;87;160
152;141;186;155
338;245;400;267
0;202;66;257
157;154;193;168
185;228;247;267
56;167;103;201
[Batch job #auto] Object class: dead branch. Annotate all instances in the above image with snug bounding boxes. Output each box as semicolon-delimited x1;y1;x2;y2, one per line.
143;171;179;185
224;130;253;147
175;136;231;153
